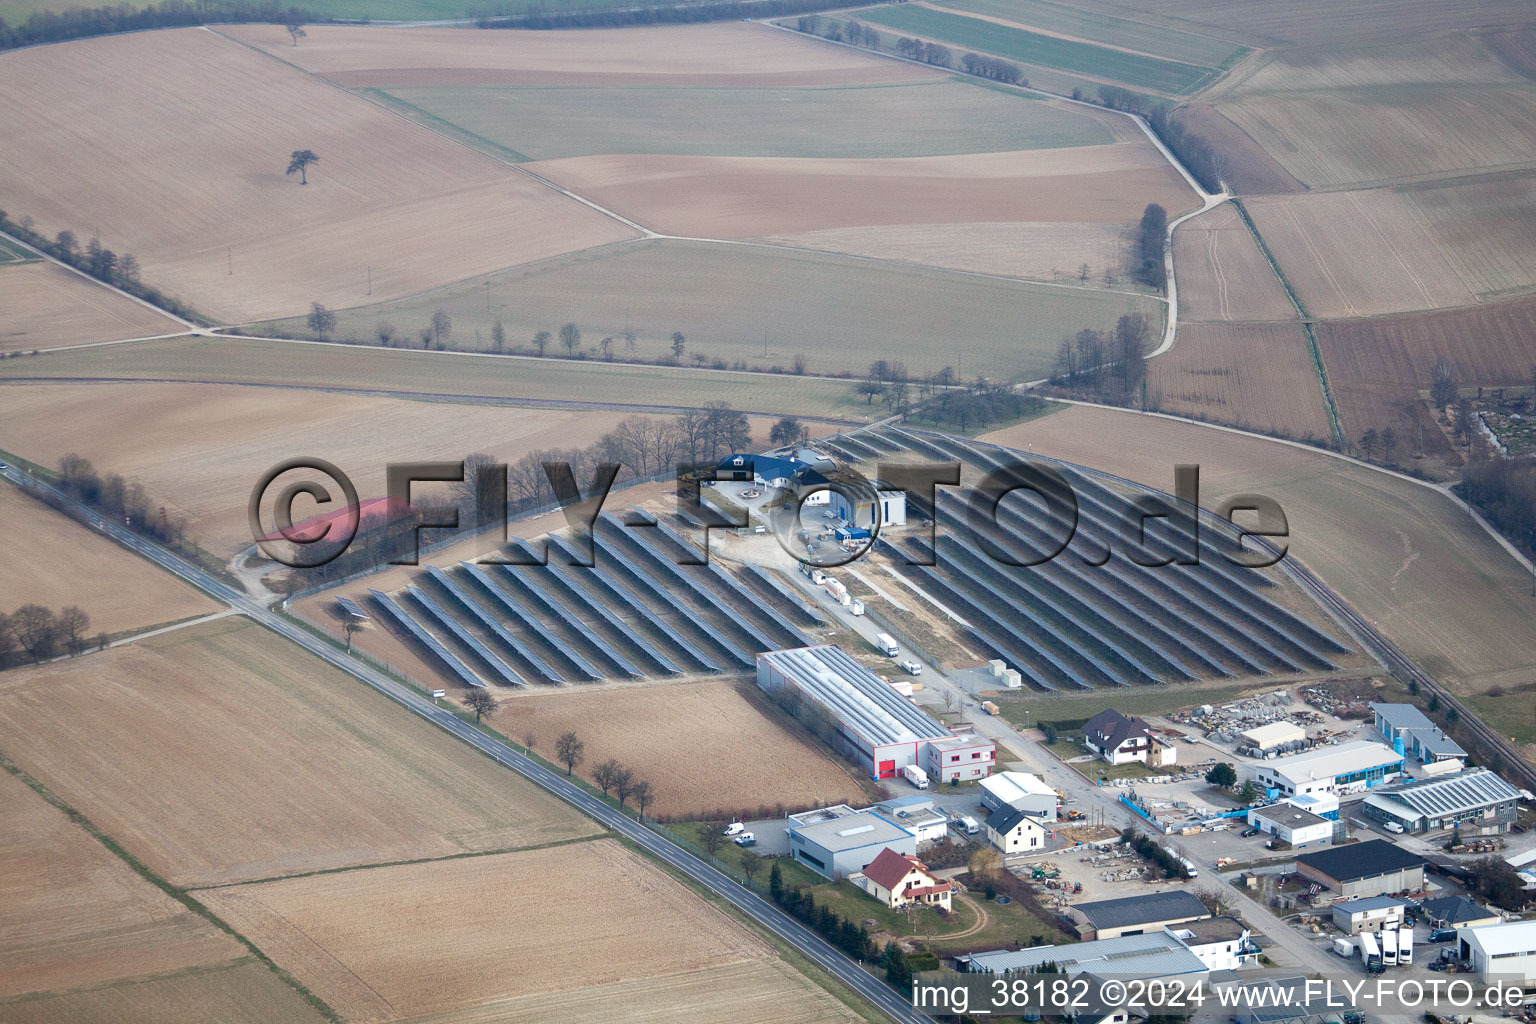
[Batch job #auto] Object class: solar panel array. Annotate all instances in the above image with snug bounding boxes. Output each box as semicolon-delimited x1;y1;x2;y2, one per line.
429;564;576;684
335;595;370;620
487;561;644;680
404;585;528;687
368;588;490;689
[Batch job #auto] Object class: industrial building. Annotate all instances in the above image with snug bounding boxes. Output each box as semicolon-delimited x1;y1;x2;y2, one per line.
1371;703;1467;764
756;645;993;781
1166;917;1255;971
1458;920;1536;984
1241;720;1307;752
828;480;907;531
1330;896;1407;935
983;804;1047;854
1247;802;1333;849
1069;890;1211;940
1360;767;1520;835
958;931;1209;980
1418;895;1499;931
979;770;1058;820
1253;740;1403;799
870;796;949;843
785;809;916;880
1083;709;1176;767
1296;840;1425;898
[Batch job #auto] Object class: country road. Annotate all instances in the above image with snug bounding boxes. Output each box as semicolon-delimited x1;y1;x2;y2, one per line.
0;462;923;1024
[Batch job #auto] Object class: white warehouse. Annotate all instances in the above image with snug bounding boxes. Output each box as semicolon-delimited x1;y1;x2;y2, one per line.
756;645;994;782
980;771;1058;821
1458;920;1536;984
1253;740;1404;799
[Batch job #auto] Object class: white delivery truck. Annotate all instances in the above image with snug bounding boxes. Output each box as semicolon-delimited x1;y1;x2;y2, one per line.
850;599;865;616
1381;927;1398;967
875;633;900;657
1333;937;1358;959
1400;928;1414;964
959;815;980;834
903;764;929;789
1179;856;1200;878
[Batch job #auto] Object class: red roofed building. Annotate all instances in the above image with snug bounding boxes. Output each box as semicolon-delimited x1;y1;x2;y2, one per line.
258;497;414;545
851;848;952;910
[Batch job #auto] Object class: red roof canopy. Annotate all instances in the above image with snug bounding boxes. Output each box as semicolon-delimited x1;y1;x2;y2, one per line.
259;496;413;543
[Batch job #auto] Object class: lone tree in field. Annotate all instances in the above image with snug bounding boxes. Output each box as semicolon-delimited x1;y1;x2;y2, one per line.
307;302;336;341
555;731;584;776
286;19;306;45
286;149;319;185
463;689;497;724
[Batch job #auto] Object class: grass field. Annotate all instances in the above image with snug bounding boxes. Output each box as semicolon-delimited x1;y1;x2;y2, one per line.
0;483;219;631
0;262;183;353
809;879;1065;952
0;767;242;999
0;960;328;1024
982;405;1536;696
377;76;1109;160
0;235;38;263
0;335;875;419
0;618;597;886
1212;35;1536;189
495;680;867;818
934;0;1245;67
0;382;662;556
1315;294;1536;460
256;238;1164;380
1148;323;1333;442
992;677;1278;728
1171;202;1294;322
0;28;635;322
856;4;1219;94
199;839;861;1024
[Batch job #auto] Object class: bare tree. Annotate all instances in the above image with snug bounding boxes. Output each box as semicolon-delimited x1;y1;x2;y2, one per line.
968;847;1002;879
533;330;552;356
491;320;505;353
671;331;686;361
555;731;584;776
55;606;90;656
463;689;497;723
376;322;396;347
286;149;319;185
1430;355;1459;409
559;321;581;356
286;19;306;44
599;336;614;361
10;605;58;662
0;613;16;665
613;765;636;808
1359;427;1379;460
740;849;762;885
594;758;623;797
631;780;653;819
431;310;452;349
1380;426;1398;465
701;825;724;859
307;302;336;341
792;352;809;375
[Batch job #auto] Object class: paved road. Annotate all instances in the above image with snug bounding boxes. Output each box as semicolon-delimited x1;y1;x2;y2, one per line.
0;464;921;1024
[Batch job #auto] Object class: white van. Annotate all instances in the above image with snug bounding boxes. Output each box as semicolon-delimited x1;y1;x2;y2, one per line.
1384;821;1405;834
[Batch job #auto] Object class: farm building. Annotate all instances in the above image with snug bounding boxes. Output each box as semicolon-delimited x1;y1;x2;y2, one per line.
1360;767;1520;835
1458;920;1536;984
1166;917;1255;971
1246;802;1333;849
1069;890;1210;941
1371;703;1467;763
850;848;952;910
786;809;916;880
980;770;1058;820
983;805;1047;854
1330;896;1407;936
1241;721;1306;751
958;931;1208;981
1252;740;1403;799
1296;840;1425;899
1418;895;1499;931
755;645;992;781
1083;709;1176;767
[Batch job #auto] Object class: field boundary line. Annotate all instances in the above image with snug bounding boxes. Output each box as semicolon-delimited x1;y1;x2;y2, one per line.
0;226;197;332
0;748;344;1023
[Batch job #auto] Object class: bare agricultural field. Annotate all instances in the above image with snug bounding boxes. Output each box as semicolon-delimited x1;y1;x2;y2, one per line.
0;768;241;999
529;143;1197;242
1148;323;1333;442
0;618;596;886
496;680;866;818
1245;190;1485;318
0;960;327;1024
0;382;647;557
1163;102;1303;196
982;405;1536;695
933;0;1245;67
258;239;1165;381
222;22;929;85
1315;295;1536;458
0;262;181;353
0;335;872;420
198;840;859;1024
1211;35;1536;188
0;29;634;322
0;484;218;631
1171;203;1294;322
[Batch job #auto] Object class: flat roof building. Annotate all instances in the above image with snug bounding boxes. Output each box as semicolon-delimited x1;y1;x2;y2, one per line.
959;931;1208;981
1330;896;1407;935
1361;767;1520;835
1242;721;1307;751
1253;740;1403;799
1167;917;1254;971
1296;840;1425;899
786;809;916;880
1371;703;1467;763
1247;803;1333;849
757;646;994;781
1069;889;1211;940
980;770;1058;820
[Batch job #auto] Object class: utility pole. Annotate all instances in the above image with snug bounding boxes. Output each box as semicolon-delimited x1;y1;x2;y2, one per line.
367;265;371;295
227;247;232;276
485;280;490;312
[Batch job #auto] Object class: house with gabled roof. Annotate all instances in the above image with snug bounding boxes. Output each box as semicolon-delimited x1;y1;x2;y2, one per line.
850;848;952;910
1083;709;1176;767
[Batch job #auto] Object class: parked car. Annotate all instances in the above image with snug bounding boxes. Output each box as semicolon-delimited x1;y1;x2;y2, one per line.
1241;827;1261;838
1429;928;1458;943
723;821;745;836
732;832;756;846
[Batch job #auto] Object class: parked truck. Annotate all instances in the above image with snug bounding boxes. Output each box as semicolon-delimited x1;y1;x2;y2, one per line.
982;700;1001;716
903;764;929;789
1360;930;1383;973
1333;937;1358;959
1400;929;1414;965
1381;927;1398;968
875;632;900;657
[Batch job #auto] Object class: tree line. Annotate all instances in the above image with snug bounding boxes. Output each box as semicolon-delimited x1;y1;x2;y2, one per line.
1075;87;1228;194
55;453;196;553
0;209;194;321
1134;203;1167;291
1048;311;1155;401
767;862;883;965
542;730;655;817
0;0;329;52
0;604;103;669
488;0;847;30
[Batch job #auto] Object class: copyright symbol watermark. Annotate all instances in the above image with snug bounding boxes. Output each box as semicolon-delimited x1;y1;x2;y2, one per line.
247;457;360;567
